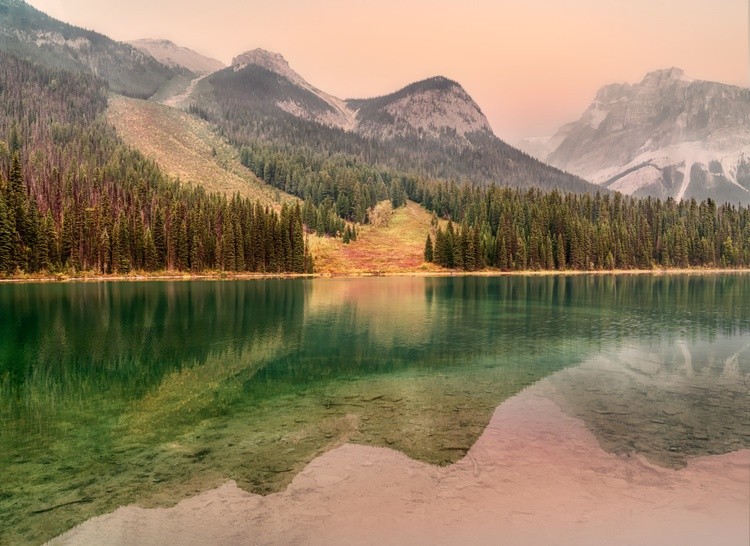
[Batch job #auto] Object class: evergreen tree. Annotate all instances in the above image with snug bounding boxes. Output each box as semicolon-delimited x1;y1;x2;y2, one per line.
445;220;456;268
424;233;434;263
722;236;737;266
434;228;445;266
496;234;509;270
473;226;483;269
545;234;555;270
306;253;315;274
280;204;292;269
464;228;476;271
99;228;111;273
8;153;27;269
222;219;236;271
45;212;59;271
515;233;527;270
291;207;305;273
144;228;157;271
153;208;167;270
0;193;12;273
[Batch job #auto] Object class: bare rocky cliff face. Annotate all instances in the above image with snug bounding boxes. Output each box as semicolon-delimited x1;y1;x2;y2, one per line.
128;39;225;76
191;48;597;193
229;49;357;130
225;49;493;143
520;68;750;203
348;76;493;142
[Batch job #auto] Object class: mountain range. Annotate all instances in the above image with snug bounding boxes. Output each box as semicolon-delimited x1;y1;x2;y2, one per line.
128;38;225;76
220;48;493;142
1;0;747;203
185;48;595;193
0;0;185;98
518;68;750;204
0;0;747;282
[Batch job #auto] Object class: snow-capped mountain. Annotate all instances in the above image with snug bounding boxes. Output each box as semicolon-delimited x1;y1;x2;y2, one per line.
128;39;225;76
520;68;750;203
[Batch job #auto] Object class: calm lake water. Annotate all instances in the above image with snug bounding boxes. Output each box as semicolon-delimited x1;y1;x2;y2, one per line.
1;275;748;545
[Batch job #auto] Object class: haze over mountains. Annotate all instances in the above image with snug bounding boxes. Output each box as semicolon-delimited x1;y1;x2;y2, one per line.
0;0;748;281
0;0;182;98
215;48;494;142
518;68;750;204
186;47;595;193
1;0;747;203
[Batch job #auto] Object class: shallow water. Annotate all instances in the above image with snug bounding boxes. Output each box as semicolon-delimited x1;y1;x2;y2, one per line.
1;275;748;545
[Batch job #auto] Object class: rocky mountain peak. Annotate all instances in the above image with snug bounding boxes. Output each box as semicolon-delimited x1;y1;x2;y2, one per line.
532;68;750;203
136;38;173;47
129;38;225;75
348;76;493;141
232;49;293;76
0;0;179;98
641;67;689;86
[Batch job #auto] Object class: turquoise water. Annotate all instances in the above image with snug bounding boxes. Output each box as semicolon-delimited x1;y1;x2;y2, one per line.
0;275;748;544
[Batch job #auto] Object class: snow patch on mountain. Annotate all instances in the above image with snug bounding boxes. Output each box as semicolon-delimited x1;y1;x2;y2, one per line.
540;68;750;203
607;164;666;195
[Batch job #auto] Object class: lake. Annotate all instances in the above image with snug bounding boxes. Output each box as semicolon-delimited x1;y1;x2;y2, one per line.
1;275;748;545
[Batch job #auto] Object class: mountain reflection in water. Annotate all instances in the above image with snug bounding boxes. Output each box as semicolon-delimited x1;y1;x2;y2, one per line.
0;274;747;545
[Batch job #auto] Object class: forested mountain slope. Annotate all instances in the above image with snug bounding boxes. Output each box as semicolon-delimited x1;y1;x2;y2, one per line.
188;49;598;194
0;0;183;98
106;94;293;205
0;51;312;275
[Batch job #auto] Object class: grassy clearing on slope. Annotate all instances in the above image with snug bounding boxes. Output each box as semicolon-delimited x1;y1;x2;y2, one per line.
107;95;294;206
310;201;444;275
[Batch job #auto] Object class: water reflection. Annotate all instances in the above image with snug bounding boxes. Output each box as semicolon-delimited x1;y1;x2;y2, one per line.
551;336;750;468
0;274;747;545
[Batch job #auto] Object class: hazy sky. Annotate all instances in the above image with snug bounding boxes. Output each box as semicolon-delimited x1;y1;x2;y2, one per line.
28;0;748;141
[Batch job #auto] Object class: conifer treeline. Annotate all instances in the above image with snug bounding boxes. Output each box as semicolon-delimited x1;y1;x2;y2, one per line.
1;50;748;276
240;141;408;225
0;151;312;275
236;134;750;271
416;183;750;270
0;52;312;276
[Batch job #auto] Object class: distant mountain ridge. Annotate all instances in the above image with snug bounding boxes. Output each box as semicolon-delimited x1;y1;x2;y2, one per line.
128;39;225;75
0;0;181;98
230;48;357;130
226;49;493;143
348;76;493;142
518;68;750;204
189;48;597;193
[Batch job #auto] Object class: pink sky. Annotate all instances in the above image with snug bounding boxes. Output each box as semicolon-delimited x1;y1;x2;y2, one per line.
28;0;748;141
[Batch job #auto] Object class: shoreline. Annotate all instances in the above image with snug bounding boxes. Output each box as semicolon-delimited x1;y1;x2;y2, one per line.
1;267;748;284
